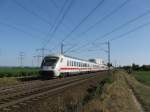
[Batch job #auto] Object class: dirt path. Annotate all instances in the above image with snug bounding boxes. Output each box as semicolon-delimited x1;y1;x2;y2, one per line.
95;71;145;112
122;71;144;112
130;88;144;112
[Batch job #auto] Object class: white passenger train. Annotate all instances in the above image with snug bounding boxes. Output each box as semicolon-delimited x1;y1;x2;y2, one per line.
40;54;108;77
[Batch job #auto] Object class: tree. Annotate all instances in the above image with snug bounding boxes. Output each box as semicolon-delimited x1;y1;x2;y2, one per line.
132;63;139;71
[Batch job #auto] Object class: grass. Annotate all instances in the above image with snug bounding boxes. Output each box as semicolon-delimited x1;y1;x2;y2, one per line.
0;77;19;87
133;71;150;86
125;72;150;112
83;71;150;112
0;67;40;78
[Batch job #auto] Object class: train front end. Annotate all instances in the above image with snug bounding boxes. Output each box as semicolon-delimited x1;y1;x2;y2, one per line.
40;55;60;77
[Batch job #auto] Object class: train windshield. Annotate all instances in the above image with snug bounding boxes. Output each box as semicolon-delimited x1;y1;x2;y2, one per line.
42;57;59;66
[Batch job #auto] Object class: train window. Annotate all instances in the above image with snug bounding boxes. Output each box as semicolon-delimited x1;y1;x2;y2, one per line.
67;60;69;66
70;61;72;66
42;57;58;66
60;58;63;63
74;61;76;66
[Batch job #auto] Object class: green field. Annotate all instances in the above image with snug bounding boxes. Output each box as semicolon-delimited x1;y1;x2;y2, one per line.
133;71;150;86
0;67;40;78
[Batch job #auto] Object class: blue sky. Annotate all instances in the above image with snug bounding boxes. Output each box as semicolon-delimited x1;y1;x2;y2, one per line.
0;0;150;66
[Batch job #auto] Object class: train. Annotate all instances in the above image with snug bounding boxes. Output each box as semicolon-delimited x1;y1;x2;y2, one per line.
40;54;108;77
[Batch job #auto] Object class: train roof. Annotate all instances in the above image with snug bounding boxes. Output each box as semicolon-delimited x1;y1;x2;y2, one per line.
45;54;97;64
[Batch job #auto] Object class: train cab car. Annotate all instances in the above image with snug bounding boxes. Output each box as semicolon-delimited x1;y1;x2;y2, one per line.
40;54;108;78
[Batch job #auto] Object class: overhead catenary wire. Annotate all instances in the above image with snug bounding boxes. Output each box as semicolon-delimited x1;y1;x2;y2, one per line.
68;9;150;53
12;0;52;26
0;21;46;41
43;0;74;48
64;0;130;53
51;0;105;53
44;0;75;40
70;21;150;59
70;0;130;42
110;21;150;41
49;0;75;25
43;0;72;47
61;0;105;43
47;0;69;34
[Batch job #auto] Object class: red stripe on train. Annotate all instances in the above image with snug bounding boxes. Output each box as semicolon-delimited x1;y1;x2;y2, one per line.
59;68;99;70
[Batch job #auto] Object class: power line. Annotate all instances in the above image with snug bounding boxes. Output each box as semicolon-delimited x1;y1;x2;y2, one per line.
43;0;75;44
52;0;105;52
70;0;130;42
94;10;150;42
12;0;52;26
110;21;150;41
61;0;105;43
64;0;130;53
44;0;74;48
68;9;150;53
47;0;68;34
49;0;75;25
71;22;150;63
43;0;70;47
0;21;46;41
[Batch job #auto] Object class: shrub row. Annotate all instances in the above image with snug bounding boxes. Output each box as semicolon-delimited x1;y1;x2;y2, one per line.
0;67;40;78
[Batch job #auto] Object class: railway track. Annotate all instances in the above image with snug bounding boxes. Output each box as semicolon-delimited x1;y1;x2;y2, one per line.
0;73;97;111
0;74;88;95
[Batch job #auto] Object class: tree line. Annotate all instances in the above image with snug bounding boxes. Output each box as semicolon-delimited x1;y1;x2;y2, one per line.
119;63;150;72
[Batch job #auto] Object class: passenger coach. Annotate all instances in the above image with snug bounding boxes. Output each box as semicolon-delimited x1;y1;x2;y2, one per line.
40;54;107;77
